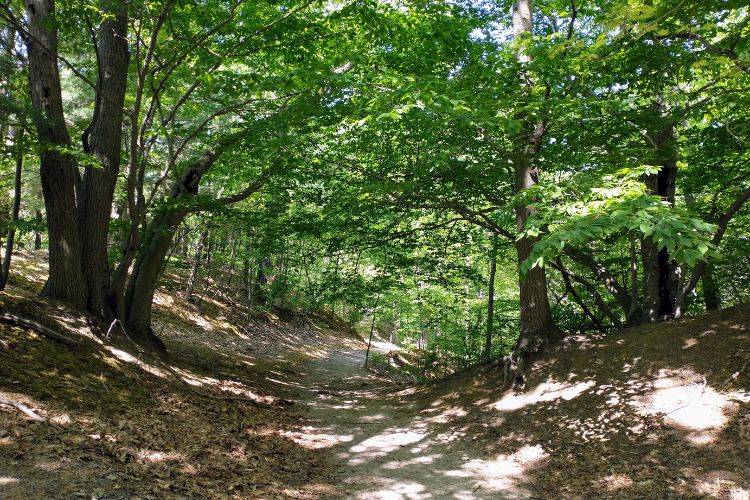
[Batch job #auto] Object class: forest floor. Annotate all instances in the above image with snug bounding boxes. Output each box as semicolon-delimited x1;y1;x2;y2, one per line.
1;251;750;498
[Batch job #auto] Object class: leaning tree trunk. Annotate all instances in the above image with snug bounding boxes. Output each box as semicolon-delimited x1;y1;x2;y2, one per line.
123;207;185;350
122;129;269;348
78;0;129;317
25;0;87;307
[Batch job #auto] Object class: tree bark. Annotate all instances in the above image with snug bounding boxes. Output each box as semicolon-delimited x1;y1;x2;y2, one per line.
511;0;555;341
79;0;129;317
123;132;271;346
0;129;23;290
185;227;209;302
25;0;87;307
483;234;497;361
641;108;678;321
33;210;42;250
702;263;721;311
505;0;560;385
678;184;750;314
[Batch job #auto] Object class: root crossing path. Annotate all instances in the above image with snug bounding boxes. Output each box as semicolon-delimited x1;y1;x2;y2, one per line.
288;346;533;499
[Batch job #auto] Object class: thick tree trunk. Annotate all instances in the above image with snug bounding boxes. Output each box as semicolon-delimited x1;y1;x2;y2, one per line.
25;0;87;307
78;0;129;317
0;129;23;290
505;0;560;385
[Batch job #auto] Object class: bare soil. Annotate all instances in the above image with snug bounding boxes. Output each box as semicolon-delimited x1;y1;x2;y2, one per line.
1;252;749;498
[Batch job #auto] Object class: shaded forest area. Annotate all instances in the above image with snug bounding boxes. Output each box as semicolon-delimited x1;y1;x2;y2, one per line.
1;0;750;498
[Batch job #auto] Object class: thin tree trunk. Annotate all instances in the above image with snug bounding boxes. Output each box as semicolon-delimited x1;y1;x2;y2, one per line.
364;294;380;367
186;228;209;302
483;234;497;361
33;210;42;250
0;129;23;290
627;233;641;323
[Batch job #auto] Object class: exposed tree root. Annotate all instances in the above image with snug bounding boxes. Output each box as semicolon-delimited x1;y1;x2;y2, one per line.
0;313;79;347
498;329;566;388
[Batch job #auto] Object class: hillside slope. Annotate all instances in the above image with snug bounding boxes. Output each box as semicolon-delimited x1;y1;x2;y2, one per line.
1;251;749;498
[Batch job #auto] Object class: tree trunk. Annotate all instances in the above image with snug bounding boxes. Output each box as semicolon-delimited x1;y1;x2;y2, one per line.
78;0;129;317
0;129;23;290
124;207;184;349
33;210;42;250
702;263;721;311
641;108;678;321
509;0;558;374
122;131;268;346
626;233;642;324
25;0;87;307
483;234;497;361
185;228;209;302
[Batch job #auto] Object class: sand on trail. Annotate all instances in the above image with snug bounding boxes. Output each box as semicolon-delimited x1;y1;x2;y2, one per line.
287;344;538;499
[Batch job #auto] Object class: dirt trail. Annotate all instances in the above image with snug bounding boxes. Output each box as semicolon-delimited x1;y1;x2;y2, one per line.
289;345;532;499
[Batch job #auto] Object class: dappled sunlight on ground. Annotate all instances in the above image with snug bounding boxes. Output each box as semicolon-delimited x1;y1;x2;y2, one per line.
492;378;596;411
3;252;750;498
629;368;750;445
449;444;547;493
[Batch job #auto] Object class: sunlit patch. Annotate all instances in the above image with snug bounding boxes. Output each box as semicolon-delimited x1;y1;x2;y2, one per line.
595;473;633;491
0;476;19;485
274;427;354;450
136;449;185;463
445;444;548;492
51;413;71;425
347;429;426;464
381;453;442;469
492;379;595;411
629;369;750;445
422;405;467;424
350;477;427;499
360;414;387;422
103;346;169;378
688;469;750;499
33;461;62;471
682;338;699;349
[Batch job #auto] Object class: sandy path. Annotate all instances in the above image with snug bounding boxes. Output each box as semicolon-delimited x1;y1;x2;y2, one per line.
289;346;534;499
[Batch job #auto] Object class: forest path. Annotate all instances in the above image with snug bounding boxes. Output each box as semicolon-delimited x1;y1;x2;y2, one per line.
288;345;530;499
